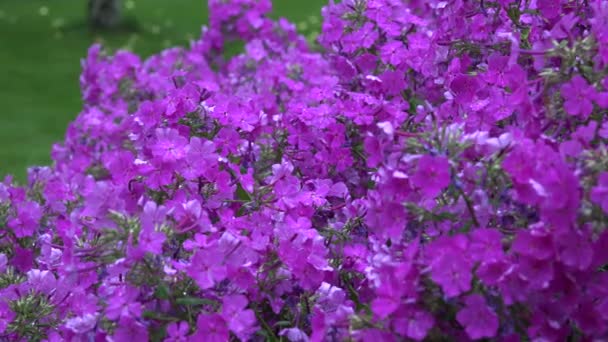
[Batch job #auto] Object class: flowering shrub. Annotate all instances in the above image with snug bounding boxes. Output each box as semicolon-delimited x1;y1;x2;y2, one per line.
1;0;608;340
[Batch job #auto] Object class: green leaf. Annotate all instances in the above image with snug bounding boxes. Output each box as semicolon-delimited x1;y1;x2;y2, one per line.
274;320;293;327
154;283;170;300
175;297;216;306
236;183;252;202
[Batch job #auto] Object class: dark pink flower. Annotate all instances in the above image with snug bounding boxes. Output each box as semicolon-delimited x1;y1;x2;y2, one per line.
8;200;42;238
561;76;596;118
456;294;499;339
0;301;15;334
112;316;148;342
186;247;228;290
165;321;189;342
192;314;229;342
391;305;434;341
221;295;256;339
411;155;451;198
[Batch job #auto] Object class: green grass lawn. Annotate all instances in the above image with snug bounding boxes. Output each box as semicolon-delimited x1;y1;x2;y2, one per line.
0;0;326;182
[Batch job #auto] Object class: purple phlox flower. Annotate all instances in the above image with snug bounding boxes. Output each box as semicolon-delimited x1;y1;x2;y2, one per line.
391;305;434;341
172;199;212;233
129;225;166;260
535;162;581;230
319;14;344;45
476;258;511;286
0;301;15;334
0;254;7;273
380;40;407;66
469;228;504;262
79;180;125;223
573;300;606;336
102;150;137;185
192;313;229;342
164;83;200;120
536;0;563;19
572;121;598;146
111;316;148;342
141;200;171;231
105;286;142;320
245;39;267;61
183;233;209;251
600;121;608;139
379;70;407;96
517;256;554;290
186;245;228;290
591;172;608;213
411;155;451;199
315;282;355;324
151;128;189;164
364;136;384;168
221;294;256;339
133;100;163;131
550;13;578;40
26;269;57;295
12;247;34;273
273;176;308;209
483;54;509;86
370;265;411;319
594;90;608;108
277;221;332;290
427;235;473;298
556;229;593;270
8;200;42;238
342;22;378;53
512;226;554;260
279;328;310;342
485;89;514;123
449;74;480;105
502;143;538;204
561;76;596;118
165;321;190;342
456;294;499;340
65;313;98;335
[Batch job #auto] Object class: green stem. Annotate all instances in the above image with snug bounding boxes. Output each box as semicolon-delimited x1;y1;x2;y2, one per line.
255;307;278;342
457;186;480;228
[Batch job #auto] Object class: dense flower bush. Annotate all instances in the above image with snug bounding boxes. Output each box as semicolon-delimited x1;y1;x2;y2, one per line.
1;0;608;340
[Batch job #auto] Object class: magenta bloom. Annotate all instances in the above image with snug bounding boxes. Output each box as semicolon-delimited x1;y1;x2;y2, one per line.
469;229;504;262
8;200;42;238
192;314;229;342
221;295;256;340
151;128;189;164
0;301;15;334
456;294;499;339
430;253;473;298
411;155;451;198
380;40;406;66
556;230;593;271
112;316;149;342
165;321;189;342
561;76;596;118
65;313;98;335
186;248;228;290
450;75;480;105
428;235;473;298
391;306;434;341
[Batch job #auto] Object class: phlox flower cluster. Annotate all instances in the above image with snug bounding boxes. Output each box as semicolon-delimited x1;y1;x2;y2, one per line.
1;0;608;340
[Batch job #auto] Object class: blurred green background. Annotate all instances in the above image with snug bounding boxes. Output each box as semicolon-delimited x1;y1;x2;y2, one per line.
0;0;325;182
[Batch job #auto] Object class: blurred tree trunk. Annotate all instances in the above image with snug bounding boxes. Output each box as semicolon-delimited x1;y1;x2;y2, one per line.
88;0;122;28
